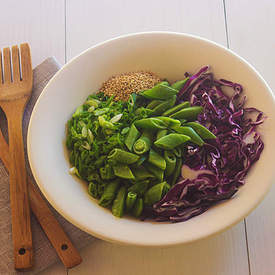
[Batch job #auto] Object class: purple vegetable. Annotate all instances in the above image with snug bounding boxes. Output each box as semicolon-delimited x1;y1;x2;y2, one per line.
144;66;265;223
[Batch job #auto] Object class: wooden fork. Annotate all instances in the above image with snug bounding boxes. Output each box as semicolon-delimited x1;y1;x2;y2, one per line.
0;44;33;269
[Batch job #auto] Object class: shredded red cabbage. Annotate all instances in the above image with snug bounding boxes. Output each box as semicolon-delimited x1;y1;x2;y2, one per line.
145;66;265;223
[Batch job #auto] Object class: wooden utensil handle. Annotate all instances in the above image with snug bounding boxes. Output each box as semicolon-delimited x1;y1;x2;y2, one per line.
28;182;82;268
0;124;82;268
7;110;33;269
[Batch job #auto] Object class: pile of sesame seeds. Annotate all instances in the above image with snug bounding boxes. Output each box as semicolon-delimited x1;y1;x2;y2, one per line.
99;71;162;101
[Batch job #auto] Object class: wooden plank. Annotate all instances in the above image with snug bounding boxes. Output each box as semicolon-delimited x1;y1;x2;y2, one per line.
225;1;275;275
0;0;65;66
66;0;227;60
70;224;248;275
66;1;249;274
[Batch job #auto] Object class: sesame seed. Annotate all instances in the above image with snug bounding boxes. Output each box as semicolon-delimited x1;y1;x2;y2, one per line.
99;71;162;101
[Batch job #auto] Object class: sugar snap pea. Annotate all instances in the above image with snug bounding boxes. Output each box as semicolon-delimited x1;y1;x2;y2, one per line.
135;118;166;130
155;116;181;129
128;180;149;196
125;124;140;151
141;83;178;100
171;77;189;91
185;122;216;139
175;126;204;146
162;101;190;116
151;96;176;116
148;149;166;170
132;198;144;217
88;181;99;198
146;100;163;110
156;129;168;140
99;180;120;207
170;106;203;121
126;192;137;212
170;158;182;186
112;186;127;217
164;151;176;177
131;165;154;180
133;130;153;155
113;164;135;180
154;133;190;150
108;148;140;164
144;182;166;206
146;163;164;181
100;164;115;180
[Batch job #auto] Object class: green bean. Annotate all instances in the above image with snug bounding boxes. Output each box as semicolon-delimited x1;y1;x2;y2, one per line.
108;148;139;164
125;124;140;151
135;118;166;130
144;182;166;206
164;151;176;177
131;166;154;180
154;133;190;150
175;126;205;146
151;96;176;116
88;181;99;198
171;77;189;91
125;192;137;212
112;186;127;217
141;83;178;100
128;180;149;196
113;164;135;180
170;158;182;186
156;129;168;140
155;116;181;129
170;106;203;121
99;180;120;207
146;163;164;181
100;164;115;180
148;149;166;170
185;122;216;139
132;198;144;217
146;99;163;110
162;101;190;116
133;130;153;155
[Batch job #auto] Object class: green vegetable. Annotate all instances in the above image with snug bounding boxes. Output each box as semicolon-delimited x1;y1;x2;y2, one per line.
126;192;137;212
128;180;149;196
99;180;120;207
164;151;176;177
144;182;166;206
146;163;164;181
135;118;166;130
171;77;189;91
175;126;204;146
131;166;154;180
141;83;178;100
170;158;182;186
155;116;181;129
154;133;190;150
108;148;140;165
132;198;144;217
162;101;190;116
124;124;140;151
113;164;135;180
88;181;99;198
112;186;127;217
148;149;166;170
151;96;176;116
100;164;115;180
133;130;153;155
170;106;203;121
156;129;168;140
185;122;216;139
146;100;163;110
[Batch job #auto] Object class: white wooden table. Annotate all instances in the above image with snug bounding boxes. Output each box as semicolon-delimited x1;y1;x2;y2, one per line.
1;1;274;274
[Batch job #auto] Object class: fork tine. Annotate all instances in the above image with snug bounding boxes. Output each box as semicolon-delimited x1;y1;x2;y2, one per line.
12;46;20;82
20;43;32;80
0;50;3;84
3;48;12;84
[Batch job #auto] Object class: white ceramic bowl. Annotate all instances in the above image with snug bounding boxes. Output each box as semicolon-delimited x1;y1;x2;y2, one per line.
28;32;275;246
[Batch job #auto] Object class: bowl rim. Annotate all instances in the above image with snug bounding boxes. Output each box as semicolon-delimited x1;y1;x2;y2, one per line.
27;31;275;246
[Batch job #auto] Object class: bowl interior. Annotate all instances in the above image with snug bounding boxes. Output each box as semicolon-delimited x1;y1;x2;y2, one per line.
28;32;275;246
